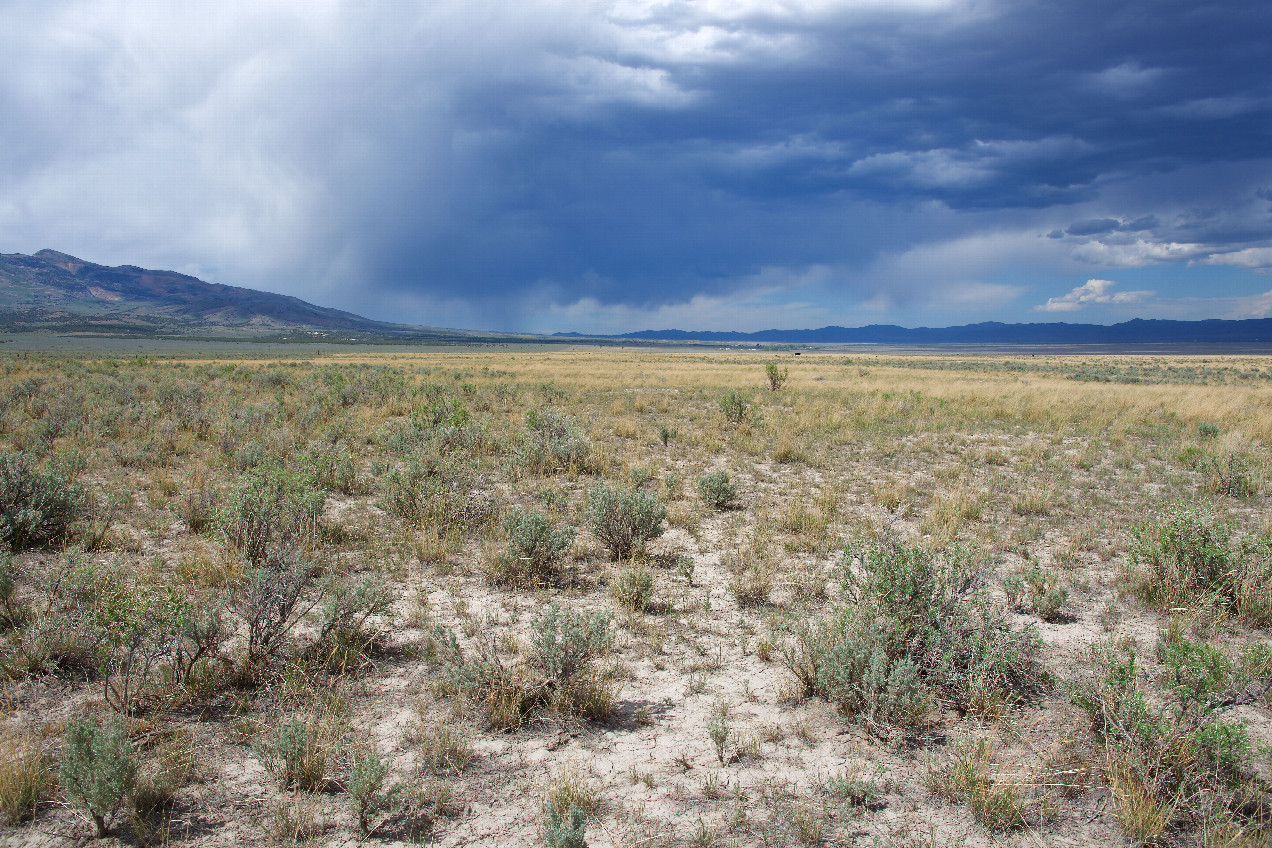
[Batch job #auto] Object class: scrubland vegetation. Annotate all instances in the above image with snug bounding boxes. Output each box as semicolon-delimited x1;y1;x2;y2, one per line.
0;346;1270;847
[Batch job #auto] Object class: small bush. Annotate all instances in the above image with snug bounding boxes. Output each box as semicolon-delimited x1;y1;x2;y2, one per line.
729;565;773;607
719;391;754;425
1128;506;1272;625
0;452;87;550
696;470;736;510
0;554;24;629
529;603;613;686
611;565;654;613
1003;566;1069;622
1201;451;1257;498
432;626;537;730
219;465;324;568
59;715;138;838
233;559;318;669
543;802;588;848
496;508;575;585
1073;642;1272;844
316;573;398;670
517;409;590;474
380;457;496;530
819;625;930;729
348;747;402;835
586;484;666;560
780;541;1044;728
254;716;328;792
765;362;789;391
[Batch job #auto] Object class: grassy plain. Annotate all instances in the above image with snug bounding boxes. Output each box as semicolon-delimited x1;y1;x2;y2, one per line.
1;346;1270;847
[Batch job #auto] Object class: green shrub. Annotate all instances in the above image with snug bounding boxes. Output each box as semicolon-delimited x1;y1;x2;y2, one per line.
0;452;87;550
765;362;789;391
254;717;328;791
431;626;535;730
719;391;754;425
219;465;324;567
696;470;736;510
1073;642;1272;843
528;603;613;686
1129;506;1272;625
496;508;575;585
516;409;590;473
818;624;930;729
380;457;496;530
543;801;588;848
610;565;654;612
233;559;318;669
585;484;666;560
1200;451;1257;498
1003;566;1069;622
59;716;137;837
316;573;398;669
348;748;402;835
780;541;1044;726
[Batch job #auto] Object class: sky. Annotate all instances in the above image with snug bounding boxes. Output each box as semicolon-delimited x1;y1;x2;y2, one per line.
2;1;1272;334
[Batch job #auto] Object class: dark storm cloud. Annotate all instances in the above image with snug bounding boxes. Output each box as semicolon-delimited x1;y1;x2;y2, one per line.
2;1;1272;330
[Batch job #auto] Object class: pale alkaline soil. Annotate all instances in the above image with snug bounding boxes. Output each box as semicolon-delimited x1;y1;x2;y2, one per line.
0;350;1270;848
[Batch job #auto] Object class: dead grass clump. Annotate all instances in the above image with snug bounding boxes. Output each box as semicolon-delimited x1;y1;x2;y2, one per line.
925;738;1043;832
730;564;774;607
413;715;474;775
0;727;53;824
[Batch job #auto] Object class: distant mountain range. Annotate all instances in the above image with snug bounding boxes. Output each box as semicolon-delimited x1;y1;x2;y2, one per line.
0;249;412;336
4;249;1272;346
557;318;1272;345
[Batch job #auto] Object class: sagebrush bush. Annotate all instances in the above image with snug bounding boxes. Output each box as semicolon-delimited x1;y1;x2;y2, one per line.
348;748;402;835
529;603;613;686
432;626;537;730
585;484;666;560
611;565;654;612
219;464;324;567
818;624;930;729
1003;566;1069;622
59;715;138;837
718;391;754;425
496;508;575;585
254;716;329;791
316;573;398;669
780;541;1043;728
380;457;496;530
543;802;588;848
1073;641;1272;844
696;470;736;510
1129;505;1272;625
0;452;87;550
764;362;789;391
1200;451;1257;498
516;409;590;473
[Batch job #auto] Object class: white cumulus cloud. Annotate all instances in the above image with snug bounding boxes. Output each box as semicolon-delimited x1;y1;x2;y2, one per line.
1034;279;1155;312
